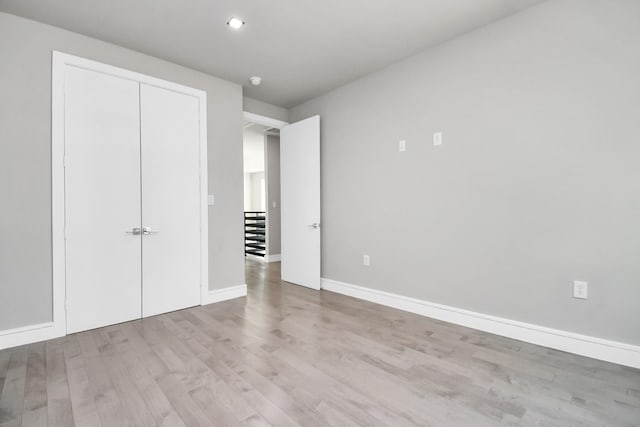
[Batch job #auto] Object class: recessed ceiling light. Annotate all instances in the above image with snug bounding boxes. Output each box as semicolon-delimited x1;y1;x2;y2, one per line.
227;17;245;30
249;76;262;86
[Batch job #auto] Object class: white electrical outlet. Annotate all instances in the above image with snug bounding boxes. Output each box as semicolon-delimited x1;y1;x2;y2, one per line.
398;140;406;152
433;132;442;146
363;255;370;266
573;281;588;299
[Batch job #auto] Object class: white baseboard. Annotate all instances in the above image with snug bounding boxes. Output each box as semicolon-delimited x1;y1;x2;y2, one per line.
245;254;281;263
1;285;248;350
202;284;247;305
0;322;65;351
265;254;281;263
321;278;640;369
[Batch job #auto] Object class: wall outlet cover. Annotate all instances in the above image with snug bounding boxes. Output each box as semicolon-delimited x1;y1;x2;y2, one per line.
573;281;588;299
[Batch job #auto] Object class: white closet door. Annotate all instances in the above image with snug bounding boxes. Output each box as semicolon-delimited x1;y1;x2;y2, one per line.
140;84;202;317
65;66;142;334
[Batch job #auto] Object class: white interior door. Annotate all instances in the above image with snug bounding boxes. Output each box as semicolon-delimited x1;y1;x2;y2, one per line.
280;115;321;290
65;66;142;334
140;84;202;317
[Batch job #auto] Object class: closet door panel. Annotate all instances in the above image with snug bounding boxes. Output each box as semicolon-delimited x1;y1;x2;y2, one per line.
140;84;202;317
65;66;142;333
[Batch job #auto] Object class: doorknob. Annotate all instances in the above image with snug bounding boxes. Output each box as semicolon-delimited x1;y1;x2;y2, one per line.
142;226;158;235
308;223;320;229
126;227;142;235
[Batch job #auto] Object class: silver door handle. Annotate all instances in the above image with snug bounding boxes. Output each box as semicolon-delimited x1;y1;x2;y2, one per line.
308;223;320;229
126;227;142;235
142;227;159;235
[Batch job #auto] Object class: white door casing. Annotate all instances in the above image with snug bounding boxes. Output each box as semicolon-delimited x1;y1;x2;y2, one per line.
280;115;321;290
64;66;143;333
140;84;202;317
50;51;208;340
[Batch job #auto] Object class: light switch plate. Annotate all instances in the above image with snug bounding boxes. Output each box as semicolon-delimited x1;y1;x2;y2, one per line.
433;132;442;146
399;140;406;152
208;195;215;206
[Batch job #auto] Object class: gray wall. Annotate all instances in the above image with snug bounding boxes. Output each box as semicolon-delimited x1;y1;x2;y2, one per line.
243;97;289;123
290;0;640;345
265;134;282;256
0;12;245;330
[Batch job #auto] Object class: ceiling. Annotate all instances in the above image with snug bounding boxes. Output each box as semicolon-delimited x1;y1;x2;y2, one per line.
0;0;545;108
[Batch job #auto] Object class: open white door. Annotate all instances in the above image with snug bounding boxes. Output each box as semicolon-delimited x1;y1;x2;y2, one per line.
280;115;321;290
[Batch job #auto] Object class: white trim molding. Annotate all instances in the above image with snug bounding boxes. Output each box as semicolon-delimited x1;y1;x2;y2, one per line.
202;285;248;305
243;111;289;130
321;278;640;369
0;322;65;350
244;254;281;263
265;254;281;263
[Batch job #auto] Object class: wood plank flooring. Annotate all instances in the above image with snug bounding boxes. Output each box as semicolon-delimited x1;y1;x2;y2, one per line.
1;259;639;426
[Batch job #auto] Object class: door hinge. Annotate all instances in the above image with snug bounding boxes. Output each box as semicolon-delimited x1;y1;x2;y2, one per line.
63;154;67;168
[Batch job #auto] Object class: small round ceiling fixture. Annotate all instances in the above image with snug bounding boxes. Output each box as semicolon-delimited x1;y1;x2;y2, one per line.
227;17;245;30
249;76;262;86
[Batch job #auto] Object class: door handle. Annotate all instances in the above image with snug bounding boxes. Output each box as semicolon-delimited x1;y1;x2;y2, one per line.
126;227;142;235
142;226;159;235
308;223;320;229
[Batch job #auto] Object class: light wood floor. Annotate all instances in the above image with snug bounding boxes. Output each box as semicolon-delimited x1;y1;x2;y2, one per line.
1;260;639;426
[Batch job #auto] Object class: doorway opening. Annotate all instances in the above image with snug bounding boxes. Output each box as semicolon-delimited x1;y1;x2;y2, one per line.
243;113;286;264
242;112;321;290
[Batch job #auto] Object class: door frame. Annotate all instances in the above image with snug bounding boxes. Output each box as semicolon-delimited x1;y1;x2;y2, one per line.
243;112;288;131
52;51;209;337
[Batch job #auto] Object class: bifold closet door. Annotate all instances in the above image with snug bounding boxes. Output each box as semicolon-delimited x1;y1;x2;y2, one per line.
65;66;143;334
140;84;202;317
